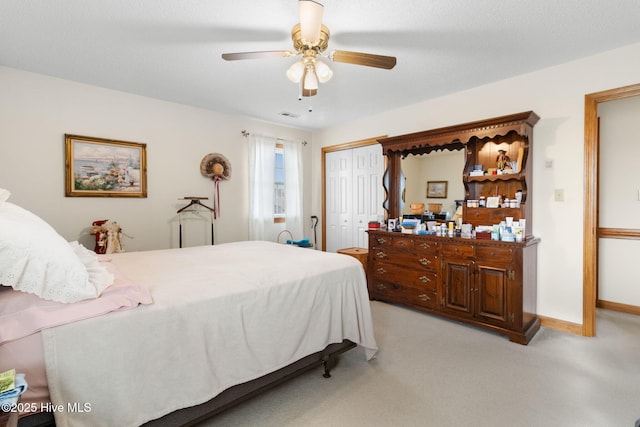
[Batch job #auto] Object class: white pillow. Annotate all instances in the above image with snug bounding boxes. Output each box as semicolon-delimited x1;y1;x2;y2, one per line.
0;202;114;303
0;188;10;202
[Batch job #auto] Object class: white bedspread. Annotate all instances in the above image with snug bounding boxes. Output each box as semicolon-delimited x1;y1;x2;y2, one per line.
42;241;377;427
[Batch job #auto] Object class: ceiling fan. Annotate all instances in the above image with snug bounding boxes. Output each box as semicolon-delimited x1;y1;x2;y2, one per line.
221;0;397;97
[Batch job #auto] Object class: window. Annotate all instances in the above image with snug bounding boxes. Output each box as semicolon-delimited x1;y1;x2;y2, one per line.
274;144;285;222
248;135;302;242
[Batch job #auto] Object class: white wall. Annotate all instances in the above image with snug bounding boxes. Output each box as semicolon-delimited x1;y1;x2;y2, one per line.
0;66;312;251
311;42;640;324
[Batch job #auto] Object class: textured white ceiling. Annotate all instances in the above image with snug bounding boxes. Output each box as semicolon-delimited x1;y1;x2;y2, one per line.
1;0;640;130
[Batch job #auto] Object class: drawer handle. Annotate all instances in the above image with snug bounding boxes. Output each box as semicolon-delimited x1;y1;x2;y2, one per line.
419;258;431;266
376;283;386;291
377;238;387;244
377;267;387;275
418;275;431;283
418;294;431;301
376;251;387;259
397;240;407;247
418;243;431;249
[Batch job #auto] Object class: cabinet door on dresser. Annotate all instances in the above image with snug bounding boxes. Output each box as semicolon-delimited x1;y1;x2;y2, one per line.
474;246;517;329
441;243;475;319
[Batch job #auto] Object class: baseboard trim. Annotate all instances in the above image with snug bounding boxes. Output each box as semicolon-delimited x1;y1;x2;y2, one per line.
538;315;583;335
597;299;640;315
538;302;640;336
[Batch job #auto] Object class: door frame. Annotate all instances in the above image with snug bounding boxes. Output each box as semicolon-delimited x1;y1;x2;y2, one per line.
321;136;386;251
583;83;640;336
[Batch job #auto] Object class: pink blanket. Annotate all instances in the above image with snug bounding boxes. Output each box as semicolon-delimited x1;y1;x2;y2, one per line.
0;260;152;346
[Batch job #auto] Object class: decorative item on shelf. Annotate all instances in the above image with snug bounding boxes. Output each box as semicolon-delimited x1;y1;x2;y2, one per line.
486;196;500;208
368;220;381;230
387;218;397;231
515;190;523;206
496;149;512;171
410;203;424;214
200;153;232;219
427;203;442;214
400;219;420;234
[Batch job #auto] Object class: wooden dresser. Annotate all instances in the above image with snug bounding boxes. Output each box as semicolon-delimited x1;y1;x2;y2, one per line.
370;111;541;344
367;230;539;344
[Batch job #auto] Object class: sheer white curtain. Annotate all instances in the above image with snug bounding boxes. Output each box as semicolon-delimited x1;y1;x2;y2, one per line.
283;139;303;240
248;135;303;242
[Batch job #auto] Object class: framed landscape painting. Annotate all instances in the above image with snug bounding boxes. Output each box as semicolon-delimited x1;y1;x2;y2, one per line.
426;181;447;198
65;134;147;197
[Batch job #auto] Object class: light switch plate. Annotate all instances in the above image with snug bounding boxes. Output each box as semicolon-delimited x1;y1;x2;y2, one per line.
554;189;564;202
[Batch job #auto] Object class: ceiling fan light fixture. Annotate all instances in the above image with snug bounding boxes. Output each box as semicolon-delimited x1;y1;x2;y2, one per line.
299;0;324;45
315;59;333;83
286;61;305;83
303;67;318;90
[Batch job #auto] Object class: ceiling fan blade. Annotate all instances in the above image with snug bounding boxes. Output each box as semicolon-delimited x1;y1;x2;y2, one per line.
299;0;324;45
329;50;397;70
222;50;295;61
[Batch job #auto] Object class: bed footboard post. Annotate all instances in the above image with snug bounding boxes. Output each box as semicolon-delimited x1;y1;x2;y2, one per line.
322;355;333;378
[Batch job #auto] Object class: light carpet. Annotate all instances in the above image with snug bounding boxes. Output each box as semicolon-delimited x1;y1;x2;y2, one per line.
202;302;640;427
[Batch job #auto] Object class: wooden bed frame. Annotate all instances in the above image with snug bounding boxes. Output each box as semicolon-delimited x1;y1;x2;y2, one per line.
18;340;356;427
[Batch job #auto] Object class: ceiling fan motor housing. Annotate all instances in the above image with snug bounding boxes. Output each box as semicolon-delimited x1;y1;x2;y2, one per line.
291;23;330;53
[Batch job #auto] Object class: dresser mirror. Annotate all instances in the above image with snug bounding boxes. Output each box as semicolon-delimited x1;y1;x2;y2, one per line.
400;149;465;218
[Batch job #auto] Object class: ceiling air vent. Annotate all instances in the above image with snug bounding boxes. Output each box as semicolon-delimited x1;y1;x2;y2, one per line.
279;112;300;118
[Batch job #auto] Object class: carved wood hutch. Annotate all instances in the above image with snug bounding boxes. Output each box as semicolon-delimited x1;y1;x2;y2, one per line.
368;111;540;344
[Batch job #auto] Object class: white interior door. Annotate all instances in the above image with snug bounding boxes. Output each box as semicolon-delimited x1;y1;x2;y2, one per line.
325;149;352;253
325;143;384;252
352;144;384;248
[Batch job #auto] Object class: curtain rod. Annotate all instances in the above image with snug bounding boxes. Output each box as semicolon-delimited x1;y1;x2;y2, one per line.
241;130;307;146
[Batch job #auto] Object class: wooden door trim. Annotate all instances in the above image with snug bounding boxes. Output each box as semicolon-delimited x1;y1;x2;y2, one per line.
321;136;386;251
584;83;640;337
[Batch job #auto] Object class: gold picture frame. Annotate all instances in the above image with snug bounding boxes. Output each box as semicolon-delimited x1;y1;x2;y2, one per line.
426;181;448;198
65;134;147;197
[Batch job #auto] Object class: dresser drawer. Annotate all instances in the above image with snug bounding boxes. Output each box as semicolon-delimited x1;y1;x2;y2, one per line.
442;243;474;258
372;261;438;291
373;250;438;271
391;235;413;250
369;280;439;310
371;234;392;247
414;239;439;254
476;246;514;263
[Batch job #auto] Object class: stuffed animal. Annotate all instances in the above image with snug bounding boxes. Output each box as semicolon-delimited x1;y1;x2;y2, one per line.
90;219;124;254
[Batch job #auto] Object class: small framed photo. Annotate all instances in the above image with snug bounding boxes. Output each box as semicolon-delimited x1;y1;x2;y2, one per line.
65;134;147;197
426;181;448;198
486;196;500;208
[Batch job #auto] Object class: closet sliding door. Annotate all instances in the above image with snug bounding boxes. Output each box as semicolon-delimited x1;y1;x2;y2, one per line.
325;143;384;252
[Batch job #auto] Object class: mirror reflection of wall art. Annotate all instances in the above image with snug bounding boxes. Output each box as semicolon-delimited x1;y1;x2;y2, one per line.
65;134;147;197
426;181;448;198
